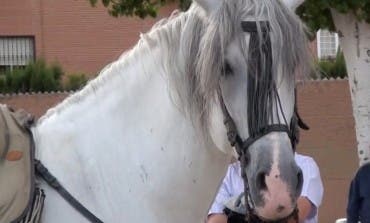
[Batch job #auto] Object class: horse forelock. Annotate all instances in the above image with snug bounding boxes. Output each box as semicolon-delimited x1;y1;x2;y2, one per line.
183;0;312;138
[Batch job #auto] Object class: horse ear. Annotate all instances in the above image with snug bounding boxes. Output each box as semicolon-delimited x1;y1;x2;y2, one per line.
281;0;305;11
194;0;222;14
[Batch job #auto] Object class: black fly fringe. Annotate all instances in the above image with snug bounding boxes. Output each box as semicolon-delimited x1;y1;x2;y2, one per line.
241;20;301;223
244;21;276;138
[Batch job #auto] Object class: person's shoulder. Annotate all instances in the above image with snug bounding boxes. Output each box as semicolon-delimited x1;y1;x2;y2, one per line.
295;153;320;173
360;162;370;171
295;153;316;165
357;162;370;177
229;161;241;171
227;161;241;176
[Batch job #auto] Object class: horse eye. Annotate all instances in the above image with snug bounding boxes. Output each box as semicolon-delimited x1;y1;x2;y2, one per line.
222;62;233;76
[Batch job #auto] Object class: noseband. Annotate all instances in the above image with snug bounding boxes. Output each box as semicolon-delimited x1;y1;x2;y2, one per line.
218;21;308;223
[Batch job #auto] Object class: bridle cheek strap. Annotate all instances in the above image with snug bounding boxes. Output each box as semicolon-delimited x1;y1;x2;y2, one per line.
217;87;242;151
218;88;302;222
217;87;294;158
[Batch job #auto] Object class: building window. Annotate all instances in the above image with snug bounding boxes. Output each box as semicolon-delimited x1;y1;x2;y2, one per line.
317;29;339;59
0;36;35;73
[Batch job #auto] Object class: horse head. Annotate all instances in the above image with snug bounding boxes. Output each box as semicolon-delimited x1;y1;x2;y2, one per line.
193;0;311;221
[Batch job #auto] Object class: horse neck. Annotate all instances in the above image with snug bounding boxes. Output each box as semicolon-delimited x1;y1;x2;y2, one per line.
31;14;230;222
33;9;196;135
33;24;186;160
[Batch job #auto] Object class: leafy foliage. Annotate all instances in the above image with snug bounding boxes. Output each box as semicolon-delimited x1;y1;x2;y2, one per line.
0;59;90;93
297;0;370;32
313;50;348;79
88;0;370;27
88;0;191;18
4;68;28;92
27;59;63;92
64;73;88;91
0;59;63;93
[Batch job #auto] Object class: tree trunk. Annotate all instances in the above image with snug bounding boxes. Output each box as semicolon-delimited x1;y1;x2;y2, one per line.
331;9;370;166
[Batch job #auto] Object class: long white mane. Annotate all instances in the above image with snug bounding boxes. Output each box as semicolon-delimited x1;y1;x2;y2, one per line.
38;0;310;138
33;7;232;222
36;7;200;132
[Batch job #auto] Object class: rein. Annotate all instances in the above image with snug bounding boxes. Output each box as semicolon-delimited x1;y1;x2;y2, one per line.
35;160;104;223
218;20;307;223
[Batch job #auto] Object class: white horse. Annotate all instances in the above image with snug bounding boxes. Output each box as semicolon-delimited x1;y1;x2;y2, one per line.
32;0;311;222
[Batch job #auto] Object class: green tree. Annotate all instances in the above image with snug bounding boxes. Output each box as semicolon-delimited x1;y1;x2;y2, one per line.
88;0;192;18
64;73;89;91
316;50;347;79
294;0;370;166
296;0;370;32
0;59;63;93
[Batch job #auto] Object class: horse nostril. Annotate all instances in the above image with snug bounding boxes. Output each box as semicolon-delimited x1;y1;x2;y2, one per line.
257;172;268;191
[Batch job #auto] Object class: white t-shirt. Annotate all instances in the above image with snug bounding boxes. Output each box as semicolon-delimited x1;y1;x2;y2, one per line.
208;153;324;223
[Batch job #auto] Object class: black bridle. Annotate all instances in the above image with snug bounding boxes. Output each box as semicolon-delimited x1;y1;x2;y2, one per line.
218;21;308;223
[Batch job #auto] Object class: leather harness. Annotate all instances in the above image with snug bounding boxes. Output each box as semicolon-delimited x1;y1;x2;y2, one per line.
218;21;308;223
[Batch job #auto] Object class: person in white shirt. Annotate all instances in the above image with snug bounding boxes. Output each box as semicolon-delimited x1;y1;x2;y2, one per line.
207;153;323;223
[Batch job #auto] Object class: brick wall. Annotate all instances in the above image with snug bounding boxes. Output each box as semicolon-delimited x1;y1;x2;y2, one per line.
0;0;177;76
0;92;69;118
0;80;358;222
297;79;357;223
0;0;34;35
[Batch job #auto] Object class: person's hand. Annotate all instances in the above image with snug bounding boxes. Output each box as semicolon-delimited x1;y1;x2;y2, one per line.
287;196;314;223
297;196;313;222
207;214;228;223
